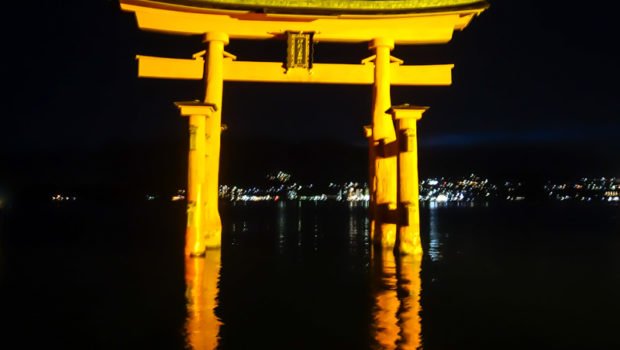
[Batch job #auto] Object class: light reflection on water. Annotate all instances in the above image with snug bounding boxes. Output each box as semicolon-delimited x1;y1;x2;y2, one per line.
348;205;359;254
4;199;619;349
184;250;222;350
277;201;286;253
428;205;443;262
184;202;422;349
371;250;422;350
0;202;620;350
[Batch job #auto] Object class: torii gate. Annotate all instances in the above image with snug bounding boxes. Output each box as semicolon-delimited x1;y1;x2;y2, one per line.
120;0;487;257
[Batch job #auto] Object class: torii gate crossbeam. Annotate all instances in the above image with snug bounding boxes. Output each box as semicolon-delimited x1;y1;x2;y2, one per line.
137;55;454;85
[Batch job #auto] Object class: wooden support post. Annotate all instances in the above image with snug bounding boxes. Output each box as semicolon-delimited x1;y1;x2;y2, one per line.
176;102;217;256
370;37;398;250
200;32;228;251
388;105;427;256
364;125;376;242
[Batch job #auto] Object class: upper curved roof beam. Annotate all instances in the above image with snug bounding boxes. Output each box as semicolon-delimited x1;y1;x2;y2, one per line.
142;0;489;15
120;0;488;44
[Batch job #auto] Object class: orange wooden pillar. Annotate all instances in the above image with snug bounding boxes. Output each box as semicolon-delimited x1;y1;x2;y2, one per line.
370;38;398;250
388;105;427;256
364;125;377;242
199;32;228;252
176;102;217;256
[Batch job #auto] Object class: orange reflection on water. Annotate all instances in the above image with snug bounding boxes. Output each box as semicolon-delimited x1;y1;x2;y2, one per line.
185;250;221;350
372;249;422;350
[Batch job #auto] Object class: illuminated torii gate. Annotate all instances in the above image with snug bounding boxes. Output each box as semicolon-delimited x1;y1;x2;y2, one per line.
120;0;487;257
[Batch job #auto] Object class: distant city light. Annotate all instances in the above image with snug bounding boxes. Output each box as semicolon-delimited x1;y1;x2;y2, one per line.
545;177;618;203
120;173;617;206
51;194;77;202
435;194;448;203
171;189;186;201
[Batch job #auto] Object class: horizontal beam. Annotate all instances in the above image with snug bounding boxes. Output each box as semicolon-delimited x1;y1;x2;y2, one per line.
137;55;204;79
175;101;217;116
224;60;375;84
136;55;453;85
224;60;453;85
391;63;453;86
121;1;482;44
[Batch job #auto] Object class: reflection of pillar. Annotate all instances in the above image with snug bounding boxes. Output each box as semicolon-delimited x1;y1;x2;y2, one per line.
372;249;399;350
201;32;229;250
370;37;397;250
185;250;222;349
396;254;422;350
389;106;427;256
177;102;216;256
371;249;422;350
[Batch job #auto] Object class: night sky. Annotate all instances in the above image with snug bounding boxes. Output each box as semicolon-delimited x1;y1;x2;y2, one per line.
2;1;619;197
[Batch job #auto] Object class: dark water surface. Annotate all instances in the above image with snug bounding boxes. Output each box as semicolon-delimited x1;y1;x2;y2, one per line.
1;200;619;349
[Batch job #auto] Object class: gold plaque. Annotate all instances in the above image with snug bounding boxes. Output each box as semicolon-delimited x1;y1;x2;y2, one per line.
286;31;313;69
